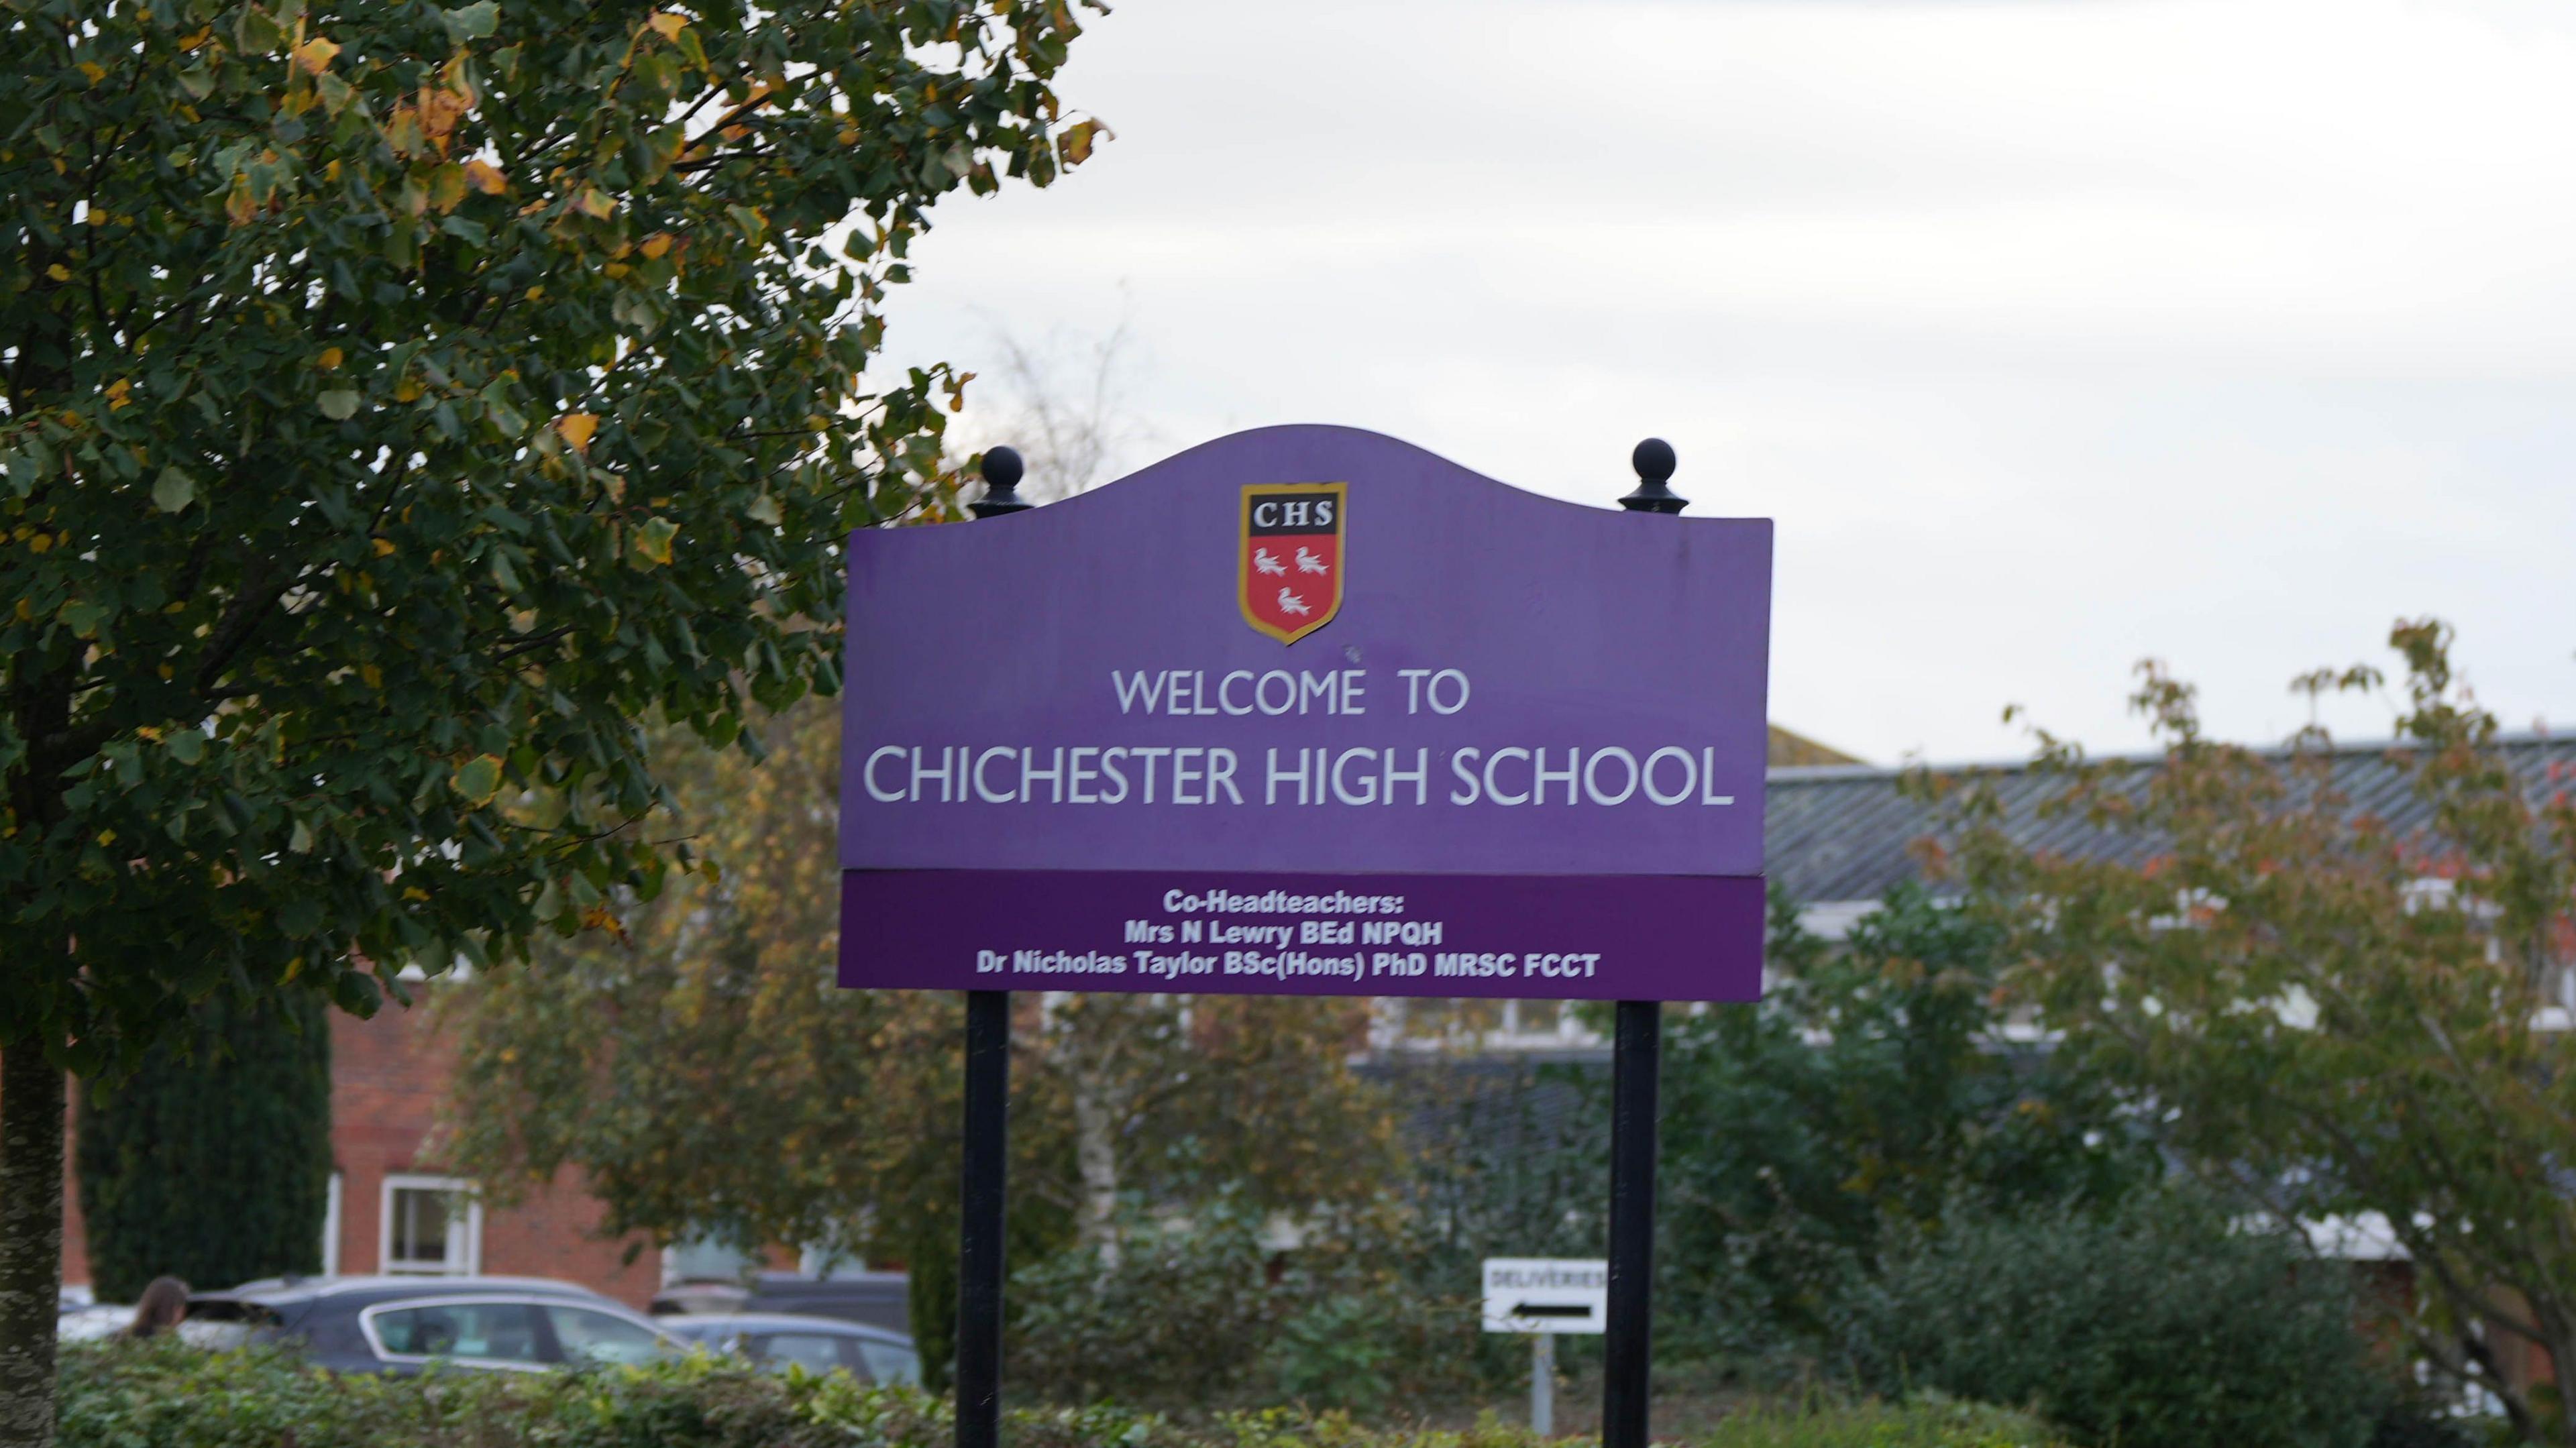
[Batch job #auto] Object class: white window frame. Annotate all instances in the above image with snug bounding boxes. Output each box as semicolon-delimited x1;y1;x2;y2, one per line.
380;1174;484;1276
321;1172;343;1276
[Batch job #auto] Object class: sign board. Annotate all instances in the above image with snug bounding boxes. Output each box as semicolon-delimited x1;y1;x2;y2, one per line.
839;424;1772;1001
1482;1258;1608;1334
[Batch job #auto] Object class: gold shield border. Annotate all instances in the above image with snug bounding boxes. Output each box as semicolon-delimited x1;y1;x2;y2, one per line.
1238;481;1348;645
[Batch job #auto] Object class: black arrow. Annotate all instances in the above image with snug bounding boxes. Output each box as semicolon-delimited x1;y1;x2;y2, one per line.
1511;1302;1592;1319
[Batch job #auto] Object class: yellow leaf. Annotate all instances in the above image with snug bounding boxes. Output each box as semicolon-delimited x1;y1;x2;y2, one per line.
634;514;676;567
646;11;686;40
319;347;345;370
46;264;69;282
291;36;339;75
464;158;506;195
179;26;212;51
372;537;396;557
429;162;468;214
77;62;106;84
575;188;616;220
1059;119;1111;168
555;412;599;453
639;232;673;260
394;377;424;402
105;379;131;410
360;663;382;689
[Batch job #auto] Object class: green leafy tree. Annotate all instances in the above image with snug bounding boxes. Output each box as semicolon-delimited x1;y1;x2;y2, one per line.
0;0;1101;1438
438;694;1399;1386
1653;886;2152;1361
1944;620;2576;1443
74;991;331;1302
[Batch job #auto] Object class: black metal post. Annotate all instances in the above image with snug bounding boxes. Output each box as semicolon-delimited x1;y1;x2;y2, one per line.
957;989;1010;1448
957;447;1027;1448
1605;438;1683;1448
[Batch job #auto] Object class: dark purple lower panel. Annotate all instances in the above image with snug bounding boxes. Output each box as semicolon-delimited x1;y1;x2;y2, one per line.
839;870;1764;1002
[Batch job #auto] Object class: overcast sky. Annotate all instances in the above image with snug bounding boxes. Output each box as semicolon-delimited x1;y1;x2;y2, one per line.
880;0;2576;766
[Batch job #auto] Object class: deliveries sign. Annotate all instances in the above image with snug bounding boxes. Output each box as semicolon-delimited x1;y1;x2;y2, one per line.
839;425;1772;1001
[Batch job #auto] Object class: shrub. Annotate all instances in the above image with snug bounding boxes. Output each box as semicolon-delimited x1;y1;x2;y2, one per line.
1835;1193;2383;1448
1009;1194;1480;1412
76;990;333;1301
55;1339;2065;1448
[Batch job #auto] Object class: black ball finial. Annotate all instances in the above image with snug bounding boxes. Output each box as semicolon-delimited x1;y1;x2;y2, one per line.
1619;437;1686;514
970;445;1030;518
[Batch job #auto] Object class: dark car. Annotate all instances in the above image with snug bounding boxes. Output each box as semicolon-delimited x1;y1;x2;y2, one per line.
183;1275;684;1375
653;1270;909;1335
660;1312;921;1384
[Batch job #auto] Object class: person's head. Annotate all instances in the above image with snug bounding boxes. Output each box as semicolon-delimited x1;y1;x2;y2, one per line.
127;1277;190;1339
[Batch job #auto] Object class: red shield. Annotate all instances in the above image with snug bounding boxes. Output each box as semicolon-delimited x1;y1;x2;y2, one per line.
1240;483;1346;645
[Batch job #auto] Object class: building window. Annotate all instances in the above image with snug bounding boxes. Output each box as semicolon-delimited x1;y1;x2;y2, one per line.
380;1174;482;1276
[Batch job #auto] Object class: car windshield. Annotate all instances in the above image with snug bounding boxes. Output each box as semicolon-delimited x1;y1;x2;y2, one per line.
857;1339;922;1387
543;1305;671;1367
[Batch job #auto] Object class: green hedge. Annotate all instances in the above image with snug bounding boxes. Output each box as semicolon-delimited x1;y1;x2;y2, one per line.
58;1341;2066;1448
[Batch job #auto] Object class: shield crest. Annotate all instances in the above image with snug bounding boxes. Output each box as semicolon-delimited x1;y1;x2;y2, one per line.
1240;483;1346;645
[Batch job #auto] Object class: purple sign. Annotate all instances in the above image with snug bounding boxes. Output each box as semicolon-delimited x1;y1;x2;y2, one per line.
840;425;1772;1001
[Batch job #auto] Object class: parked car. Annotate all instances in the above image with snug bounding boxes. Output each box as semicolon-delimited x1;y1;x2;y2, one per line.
659;1312;921;1385
56;1303;131;1343
182;1275;685;1374
651;1270;908;1335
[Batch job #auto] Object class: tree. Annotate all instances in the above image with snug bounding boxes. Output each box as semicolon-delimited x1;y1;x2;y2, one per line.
438;693;1399;1382
1;1;1101;1438
1943;620;2576;1443
1652;886;2151;1362
74;991;332;1302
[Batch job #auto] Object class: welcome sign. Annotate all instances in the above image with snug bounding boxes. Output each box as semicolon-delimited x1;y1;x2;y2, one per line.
839;425;1772;1001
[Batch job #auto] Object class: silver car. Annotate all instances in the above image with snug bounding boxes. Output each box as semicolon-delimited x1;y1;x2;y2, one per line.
184;1274;686;1374
660;1312;922;1384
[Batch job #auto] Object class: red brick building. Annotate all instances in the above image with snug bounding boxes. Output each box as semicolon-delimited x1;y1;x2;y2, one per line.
60;993;666;1311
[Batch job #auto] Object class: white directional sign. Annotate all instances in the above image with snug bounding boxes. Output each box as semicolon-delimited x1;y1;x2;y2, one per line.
1481;1258;1608;1335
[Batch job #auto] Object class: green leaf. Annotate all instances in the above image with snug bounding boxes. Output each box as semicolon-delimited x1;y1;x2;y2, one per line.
152;465;197;514
633;515;677;567
58;600;107;638
450;753;504;807
441;1;499;44
331;968;384;1017
317;390;360;420
166;729;205;765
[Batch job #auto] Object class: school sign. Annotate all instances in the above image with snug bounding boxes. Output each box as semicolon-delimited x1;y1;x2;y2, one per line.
839;424;1772;1002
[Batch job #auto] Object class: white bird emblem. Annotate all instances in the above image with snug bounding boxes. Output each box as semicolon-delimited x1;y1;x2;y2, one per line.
1252;547;1287;577
1276;587;1311;617
1294;547;1330;575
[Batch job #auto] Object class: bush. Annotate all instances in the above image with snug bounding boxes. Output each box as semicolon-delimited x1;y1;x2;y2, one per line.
57;1340;2066;1448
1835;1193;2384;1448
1009;1194;1476;1412
77;990;333;1301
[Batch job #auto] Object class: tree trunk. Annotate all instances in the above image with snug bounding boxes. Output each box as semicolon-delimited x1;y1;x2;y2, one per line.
1071;1072;1122;1272
0;1045;64;1448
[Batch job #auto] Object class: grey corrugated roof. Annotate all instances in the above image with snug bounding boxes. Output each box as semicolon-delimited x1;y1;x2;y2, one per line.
1764;732;2576;904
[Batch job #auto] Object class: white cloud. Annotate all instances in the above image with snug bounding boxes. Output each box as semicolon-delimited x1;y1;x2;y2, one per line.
884;0;2576;762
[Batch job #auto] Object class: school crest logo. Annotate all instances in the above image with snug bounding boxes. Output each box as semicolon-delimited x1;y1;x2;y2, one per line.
1240;483;1346;645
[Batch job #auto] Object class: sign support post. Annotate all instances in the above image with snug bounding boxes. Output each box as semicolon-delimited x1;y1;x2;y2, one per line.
1532;1331;1556;1437
956;450;1032;1448
1604;439;1686;1448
